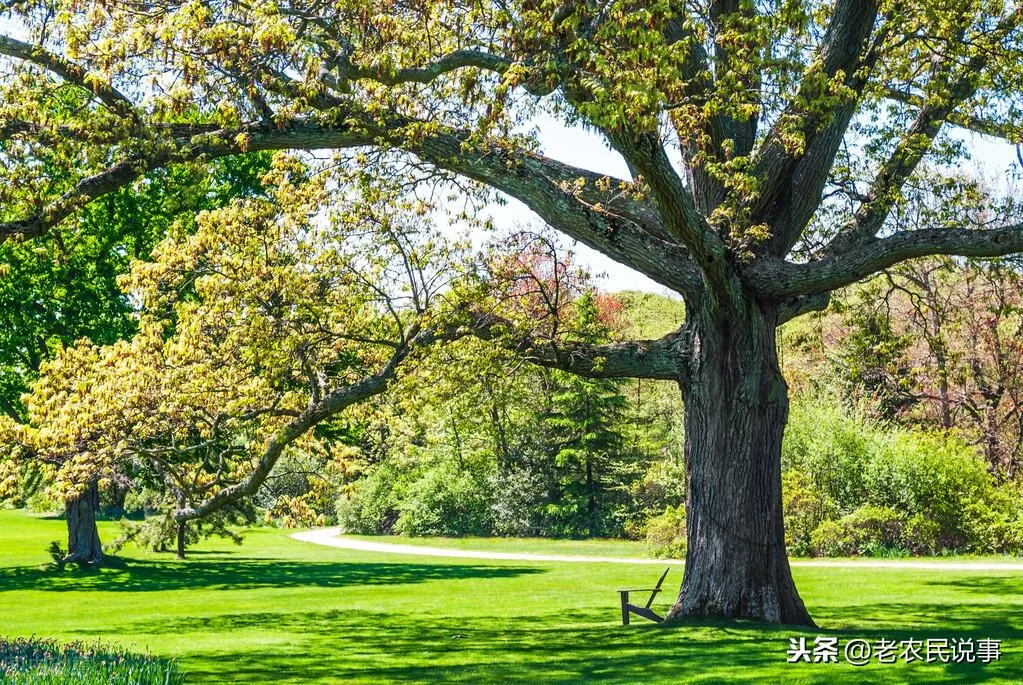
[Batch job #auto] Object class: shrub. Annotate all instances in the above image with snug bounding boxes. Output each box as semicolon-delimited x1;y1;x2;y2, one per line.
624;457;687;539
785;399;1010;556
0;637;182;685
490;466;550;537
810;505;906;557
903;514;939;556
864;431;993;551
339;453;496;537
783;469;838;556
645;505;686;559
395;459;494;536
336;462;402;535
808;520;852;557
967;485;1023;555
783;402;873;511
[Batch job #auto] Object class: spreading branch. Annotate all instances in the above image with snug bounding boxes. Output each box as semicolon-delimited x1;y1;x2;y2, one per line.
0;34;136;116
0;118;704;296
751;0;880;255
751;223;1023;298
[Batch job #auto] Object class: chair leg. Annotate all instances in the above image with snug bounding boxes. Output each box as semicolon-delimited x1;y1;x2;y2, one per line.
620;591;630;626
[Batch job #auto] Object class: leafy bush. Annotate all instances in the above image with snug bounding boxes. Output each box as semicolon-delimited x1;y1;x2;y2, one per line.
783;470;838;556
903;514;940;555
490;466;550;537
336;461;402;535
338;454;495;537
783;402;873;511
395;459;494;536
785;400;1009;556
0;637;182;685
623;457;686;539
863;431;992;551
645;505;686;559
968;485;1023;555
810;505;906;557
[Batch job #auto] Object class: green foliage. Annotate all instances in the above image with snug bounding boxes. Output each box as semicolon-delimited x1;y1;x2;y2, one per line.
489;466;551;537
865;432;993;550
336;286;671;540
396;459;494;537
644;504;686;559
0;156;272;421
810;505;907;557
783;401;872;511
0;637;181;685
786;399;1022;556
336;462;402;535
833;283;916;421
45;540;66;570
542;292;634;537
782;469;838;557
338;455;496;537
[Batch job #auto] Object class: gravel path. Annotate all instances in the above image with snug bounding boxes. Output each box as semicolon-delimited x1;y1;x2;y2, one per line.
291;527;1023;570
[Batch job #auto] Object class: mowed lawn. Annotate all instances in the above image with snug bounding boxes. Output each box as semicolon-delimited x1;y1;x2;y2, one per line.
2;510;1022;684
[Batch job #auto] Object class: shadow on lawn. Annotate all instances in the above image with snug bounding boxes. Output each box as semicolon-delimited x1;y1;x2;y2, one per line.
0;558;542;593
162;604;1022;684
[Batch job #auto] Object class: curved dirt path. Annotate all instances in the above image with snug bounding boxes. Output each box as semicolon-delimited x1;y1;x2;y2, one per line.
291;527;1023;570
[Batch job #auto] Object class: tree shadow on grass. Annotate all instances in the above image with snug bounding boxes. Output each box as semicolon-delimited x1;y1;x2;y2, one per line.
0;558;542;593
149;606;1022;684
918;574;1023;597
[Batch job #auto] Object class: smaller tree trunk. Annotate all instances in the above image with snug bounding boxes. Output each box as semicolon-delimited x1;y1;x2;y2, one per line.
176;522;187;559
65;480;104;564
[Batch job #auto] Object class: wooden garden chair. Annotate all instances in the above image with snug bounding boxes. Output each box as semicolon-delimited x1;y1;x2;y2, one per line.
618;567;670;625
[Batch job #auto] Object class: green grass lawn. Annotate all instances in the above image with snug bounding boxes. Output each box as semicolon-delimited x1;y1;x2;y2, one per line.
2;510;1022;683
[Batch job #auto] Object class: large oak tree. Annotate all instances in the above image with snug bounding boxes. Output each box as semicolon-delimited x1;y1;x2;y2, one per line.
2;0;1023;624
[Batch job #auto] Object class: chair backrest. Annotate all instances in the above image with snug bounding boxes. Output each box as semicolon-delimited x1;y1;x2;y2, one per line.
653;567;670;591
645;567;671;608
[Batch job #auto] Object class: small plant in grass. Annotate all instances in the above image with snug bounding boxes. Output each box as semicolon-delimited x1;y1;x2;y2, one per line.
45;541;66;570
0;637;182;684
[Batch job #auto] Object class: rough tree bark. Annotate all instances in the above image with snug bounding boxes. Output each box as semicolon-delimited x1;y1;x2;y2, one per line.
65;479;104;564
176;522;187;560
667;299;813;625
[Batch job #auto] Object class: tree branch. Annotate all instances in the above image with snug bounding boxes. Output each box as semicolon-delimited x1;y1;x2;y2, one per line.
1;117;705;297
751;223;1023;298
607;129;726;290
0;34;136;117
471;312;684;381
172;327;429;522
750;0;880;254
829;15;1018;252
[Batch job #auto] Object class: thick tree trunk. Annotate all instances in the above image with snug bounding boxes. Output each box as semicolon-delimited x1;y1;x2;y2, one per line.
666;299;814;626
65;480;104;564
